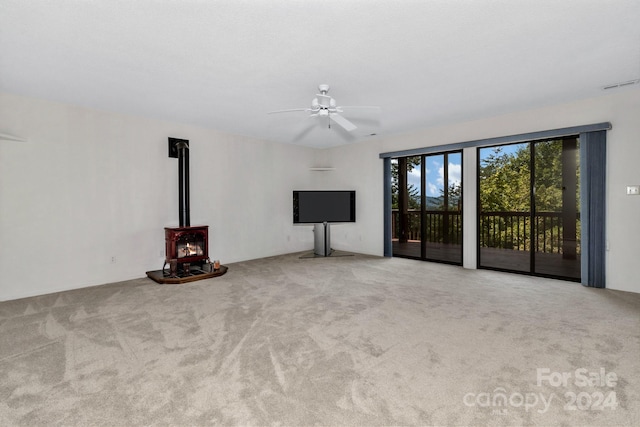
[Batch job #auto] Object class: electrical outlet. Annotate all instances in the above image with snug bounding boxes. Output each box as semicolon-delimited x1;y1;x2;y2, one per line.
111;256;116;264
626;185;640;195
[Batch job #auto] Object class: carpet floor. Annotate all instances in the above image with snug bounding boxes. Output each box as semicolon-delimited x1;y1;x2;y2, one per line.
1;252;639;426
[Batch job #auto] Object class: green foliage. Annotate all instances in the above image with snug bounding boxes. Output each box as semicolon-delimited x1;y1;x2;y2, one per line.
479;140;579;213
391;156;421;209
479;140;581;253
534;140;564;211
479;145;530;212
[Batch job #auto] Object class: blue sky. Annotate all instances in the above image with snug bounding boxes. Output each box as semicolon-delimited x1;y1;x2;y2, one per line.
479;142;524;162
406;153;462;197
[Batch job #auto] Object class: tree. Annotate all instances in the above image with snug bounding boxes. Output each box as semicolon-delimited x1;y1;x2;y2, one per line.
479;145;530;212
479;141;573;212
478;139;580;252
391;156;421;209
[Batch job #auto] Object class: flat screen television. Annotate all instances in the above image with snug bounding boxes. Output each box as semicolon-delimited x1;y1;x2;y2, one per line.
293;191;356;224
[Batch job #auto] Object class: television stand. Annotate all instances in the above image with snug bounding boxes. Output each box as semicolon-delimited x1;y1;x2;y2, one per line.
316;222;333;256
299;222;354;259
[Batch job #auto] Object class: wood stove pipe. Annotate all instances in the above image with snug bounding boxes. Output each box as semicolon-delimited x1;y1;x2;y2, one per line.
176;140;190;227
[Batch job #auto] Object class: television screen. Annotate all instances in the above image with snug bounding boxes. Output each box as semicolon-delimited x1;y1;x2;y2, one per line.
293;191;356;223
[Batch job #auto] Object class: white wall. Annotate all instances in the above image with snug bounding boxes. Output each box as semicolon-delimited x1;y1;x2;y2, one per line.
0;93;318;300
326;88;640;294
318;141;385;256
2;89;639;299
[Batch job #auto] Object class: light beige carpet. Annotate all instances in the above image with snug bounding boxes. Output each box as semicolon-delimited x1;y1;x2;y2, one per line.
1;252;639;426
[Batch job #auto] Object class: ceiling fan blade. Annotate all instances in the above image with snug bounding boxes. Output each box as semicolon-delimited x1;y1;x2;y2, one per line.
292;121;317;142
338;106;381;111
330;113;357;132
267;108;309;114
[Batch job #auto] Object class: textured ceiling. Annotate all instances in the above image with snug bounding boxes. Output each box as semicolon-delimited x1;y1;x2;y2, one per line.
1;0;639;148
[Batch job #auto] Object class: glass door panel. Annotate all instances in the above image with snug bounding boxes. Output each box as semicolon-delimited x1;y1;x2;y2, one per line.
479;143;531;272
392;151;462;265
478;138;581;281
392;156;422;258
423;152;462;264
533;139;581;279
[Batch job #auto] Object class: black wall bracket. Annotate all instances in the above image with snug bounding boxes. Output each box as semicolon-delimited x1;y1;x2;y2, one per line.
168;137;189;158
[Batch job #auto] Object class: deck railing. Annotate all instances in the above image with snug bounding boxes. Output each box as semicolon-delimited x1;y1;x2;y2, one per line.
392;210;580;254
391;210;462;244
480;211;580;254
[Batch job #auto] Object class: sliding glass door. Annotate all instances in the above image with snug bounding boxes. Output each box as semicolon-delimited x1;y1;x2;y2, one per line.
392;151;462;264
392;156;422;258
478;137;581;280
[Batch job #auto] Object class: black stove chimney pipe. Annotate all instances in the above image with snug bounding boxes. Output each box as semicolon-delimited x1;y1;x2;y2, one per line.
169;138;190;227
177;141;190;227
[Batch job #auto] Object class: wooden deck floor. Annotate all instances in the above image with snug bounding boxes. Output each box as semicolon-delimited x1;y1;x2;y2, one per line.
392;240;580;280
392;240;462;264
480;247;580;279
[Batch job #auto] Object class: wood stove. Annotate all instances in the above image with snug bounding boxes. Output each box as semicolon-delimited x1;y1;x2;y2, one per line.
164;225;208;265
146;138;227;284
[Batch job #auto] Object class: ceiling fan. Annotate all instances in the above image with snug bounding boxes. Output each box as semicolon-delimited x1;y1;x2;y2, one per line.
268;84;379;132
